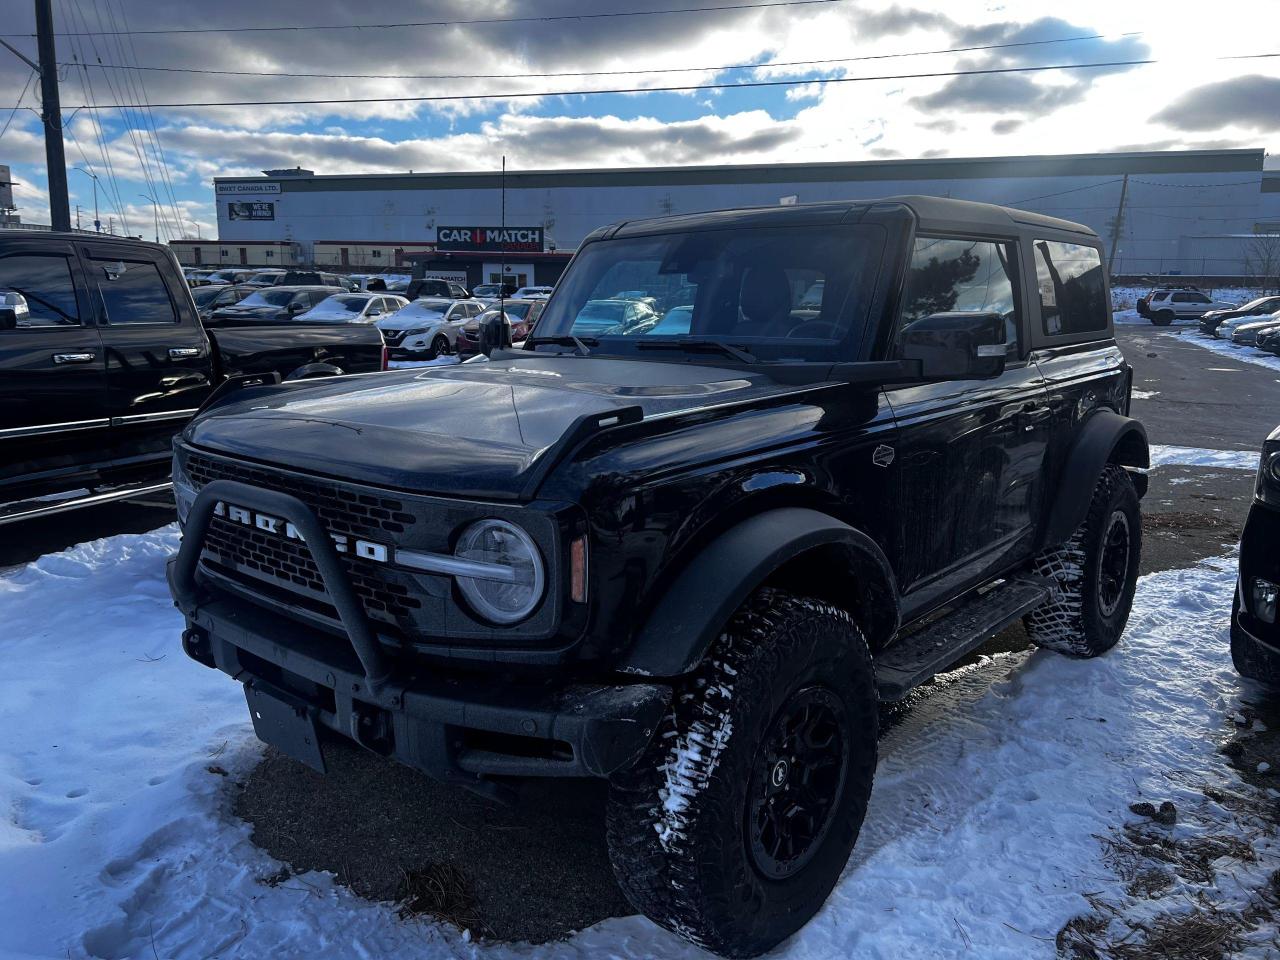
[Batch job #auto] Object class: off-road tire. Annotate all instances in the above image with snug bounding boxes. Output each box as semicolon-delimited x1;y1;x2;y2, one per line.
1151;310;1175;326
1025;463;1141;657
1231;595;1280;686
605;589;878;958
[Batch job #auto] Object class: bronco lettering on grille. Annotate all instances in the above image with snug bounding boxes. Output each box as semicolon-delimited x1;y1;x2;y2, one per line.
213;501;391;563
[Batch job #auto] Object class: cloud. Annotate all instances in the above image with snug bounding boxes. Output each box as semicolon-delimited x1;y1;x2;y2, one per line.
992;118;1023;135
1152;75;1280;132
908;17;1150;117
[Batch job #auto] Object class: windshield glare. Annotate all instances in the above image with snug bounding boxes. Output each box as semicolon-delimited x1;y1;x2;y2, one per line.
532;225;884;358
321;295;369;312
240;290;293;307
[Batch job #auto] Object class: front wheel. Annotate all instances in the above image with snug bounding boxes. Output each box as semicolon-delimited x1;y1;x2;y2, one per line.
429;335;450;359
606;590;878;958
1025;464;1142;657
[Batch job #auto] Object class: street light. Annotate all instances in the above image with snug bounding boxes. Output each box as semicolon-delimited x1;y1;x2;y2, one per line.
187;218;202;239
73;166;100;232
138;193;159;244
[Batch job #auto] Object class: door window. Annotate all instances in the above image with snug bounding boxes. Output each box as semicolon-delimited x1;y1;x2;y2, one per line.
0;253;81;327
899;237;1019;354
91;259;177;325
1033;241;1107;336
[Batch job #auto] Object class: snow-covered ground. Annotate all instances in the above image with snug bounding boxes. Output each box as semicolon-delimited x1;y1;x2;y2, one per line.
1176;329;1280;376
0;494;1271;957
1150;444;1260;470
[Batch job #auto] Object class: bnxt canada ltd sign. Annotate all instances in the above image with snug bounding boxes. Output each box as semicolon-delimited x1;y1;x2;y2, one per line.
435;226;544;253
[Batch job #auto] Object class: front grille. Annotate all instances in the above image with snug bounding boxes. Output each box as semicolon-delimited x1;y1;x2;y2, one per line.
186;451;424;634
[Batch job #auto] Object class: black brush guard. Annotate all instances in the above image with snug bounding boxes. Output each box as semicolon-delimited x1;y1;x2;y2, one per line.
167;479;669;797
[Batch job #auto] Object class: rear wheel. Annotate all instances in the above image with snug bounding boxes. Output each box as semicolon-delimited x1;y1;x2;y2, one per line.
606;590;877;958
1025;464;1141;657
1151;310;1175;326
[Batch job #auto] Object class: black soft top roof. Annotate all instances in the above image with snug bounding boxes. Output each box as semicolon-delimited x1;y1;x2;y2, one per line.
598;194;1097;243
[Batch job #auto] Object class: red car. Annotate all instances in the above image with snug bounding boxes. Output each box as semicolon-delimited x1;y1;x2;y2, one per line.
455;298;545;357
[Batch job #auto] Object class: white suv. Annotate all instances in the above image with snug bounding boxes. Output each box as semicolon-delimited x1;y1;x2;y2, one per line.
1138;287;1235;326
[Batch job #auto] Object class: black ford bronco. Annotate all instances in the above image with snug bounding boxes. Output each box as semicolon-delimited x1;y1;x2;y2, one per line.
168;196;1147;957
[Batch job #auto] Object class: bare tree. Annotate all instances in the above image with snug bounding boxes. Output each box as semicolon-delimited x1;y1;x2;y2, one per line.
1244;234;1280;294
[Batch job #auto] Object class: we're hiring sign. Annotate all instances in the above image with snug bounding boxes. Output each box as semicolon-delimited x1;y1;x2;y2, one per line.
435;226;544;252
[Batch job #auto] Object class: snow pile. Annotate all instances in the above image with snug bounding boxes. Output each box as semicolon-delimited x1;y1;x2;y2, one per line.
1175;329;1280;375
0;530;1269;958
1149;444;1260;470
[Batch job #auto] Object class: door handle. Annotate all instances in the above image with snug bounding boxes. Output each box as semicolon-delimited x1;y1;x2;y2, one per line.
52;352;96;364
168;347;201;359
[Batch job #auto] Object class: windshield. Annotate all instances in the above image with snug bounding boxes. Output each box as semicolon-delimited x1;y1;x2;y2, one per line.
316;295;370;312
1241;297;1278;311
532;225;884;359
396;302;445;322
473;284;503;297
191;286;225;306
239;290;294;307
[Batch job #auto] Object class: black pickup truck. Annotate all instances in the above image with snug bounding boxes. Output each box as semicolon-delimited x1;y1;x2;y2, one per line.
169;196;1147;956
0;232;386;525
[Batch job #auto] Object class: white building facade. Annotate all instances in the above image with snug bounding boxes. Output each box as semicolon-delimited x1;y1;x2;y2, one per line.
205;149;1280;279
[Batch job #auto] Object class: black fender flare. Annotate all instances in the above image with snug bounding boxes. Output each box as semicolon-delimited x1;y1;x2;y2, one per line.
1041;410;1149;548
617;507;899;678
286;361;345;380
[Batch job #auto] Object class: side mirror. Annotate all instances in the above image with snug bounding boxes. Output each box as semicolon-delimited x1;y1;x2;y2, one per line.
367;308;382;317
477;314;512;357
0;307;16;330
899;311;1007;381
287;301;306;313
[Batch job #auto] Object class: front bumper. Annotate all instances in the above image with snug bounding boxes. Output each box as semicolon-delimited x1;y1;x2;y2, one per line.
167;480;669;792
1236;500;1280;653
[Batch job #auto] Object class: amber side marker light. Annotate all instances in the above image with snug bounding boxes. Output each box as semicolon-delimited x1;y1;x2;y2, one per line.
570;535;588;604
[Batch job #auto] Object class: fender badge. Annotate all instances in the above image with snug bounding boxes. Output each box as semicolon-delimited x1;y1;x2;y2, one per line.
872;444;895;468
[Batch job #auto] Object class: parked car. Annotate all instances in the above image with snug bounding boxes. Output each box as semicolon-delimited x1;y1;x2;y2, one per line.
377;297;485;359
296;293;408;324
189;282;255;321
1217;310;1277;340
1137;285;1234;325
405;277;470;301
512;285;553;299
208;285;345;324
279;270;356;291
0;232;386;525
1198;295;1280;335
1257;326;1280;355
1230;314;1280;346
205;268;260;285
243;269;286;287
569;297;660;336
1231;425;1280;685
185;269;219;287
167;196;1147;958
471;281;516;301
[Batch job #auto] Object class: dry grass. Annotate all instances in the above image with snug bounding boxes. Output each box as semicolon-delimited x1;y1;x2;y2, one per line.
396;863;488;937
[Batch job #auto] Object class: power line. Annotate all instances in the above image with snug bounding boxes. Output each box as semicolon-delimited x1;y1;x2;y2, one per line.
0;67;35;142
15;54;1268;111
55;30;1139;82
8;0;853;37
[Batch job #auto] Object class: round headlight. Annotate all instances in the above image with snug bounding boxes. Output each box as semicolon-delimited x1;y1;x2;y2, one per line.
453;519;545;624
1266;451;1280;485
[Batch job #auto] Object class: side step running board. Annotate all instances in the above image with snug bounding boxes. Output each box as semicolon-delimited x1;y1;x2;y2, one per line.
0;480;173;526
875;576;1054;701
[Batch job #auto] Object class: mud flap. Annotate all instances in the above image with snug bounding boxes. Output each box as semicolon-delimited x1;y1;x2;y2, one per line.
244;681;326;773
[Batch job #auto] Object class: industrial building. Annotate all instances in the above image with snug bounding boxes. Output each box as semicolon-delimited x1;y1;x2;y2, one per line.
171;149;1280;287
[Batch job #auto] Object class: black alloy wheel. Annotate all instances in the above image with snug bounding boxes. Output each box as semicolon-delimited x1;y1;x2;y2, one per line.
1096;510;1131;619
747;686;850;881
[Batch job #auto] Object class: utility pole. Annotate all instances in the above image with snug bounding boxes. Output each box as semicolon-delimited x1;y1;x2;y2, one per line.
74;167;101;231
139;193;159;243
107;216;114;235
0;1;70;230
1107;173;1129;278
35;0;70;232
75;204;81;229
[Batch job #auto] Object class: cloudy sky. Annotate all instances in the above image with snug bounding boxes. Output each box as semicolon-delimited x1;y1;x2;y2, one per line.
1;0;1277;238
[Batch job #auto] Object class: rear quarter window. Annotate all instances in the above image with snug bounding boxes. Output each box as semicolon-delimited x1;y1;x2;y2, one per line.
1033;241;1107;337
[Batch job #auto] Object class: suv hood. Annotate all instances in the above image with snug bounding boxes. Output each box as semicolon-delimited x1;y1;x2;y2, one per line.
185;356;809;500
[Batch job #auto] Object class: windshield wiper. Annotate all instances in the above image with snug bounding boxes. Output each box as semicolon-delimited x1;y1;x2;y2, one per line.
634;337;760;364
523;335;597;356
